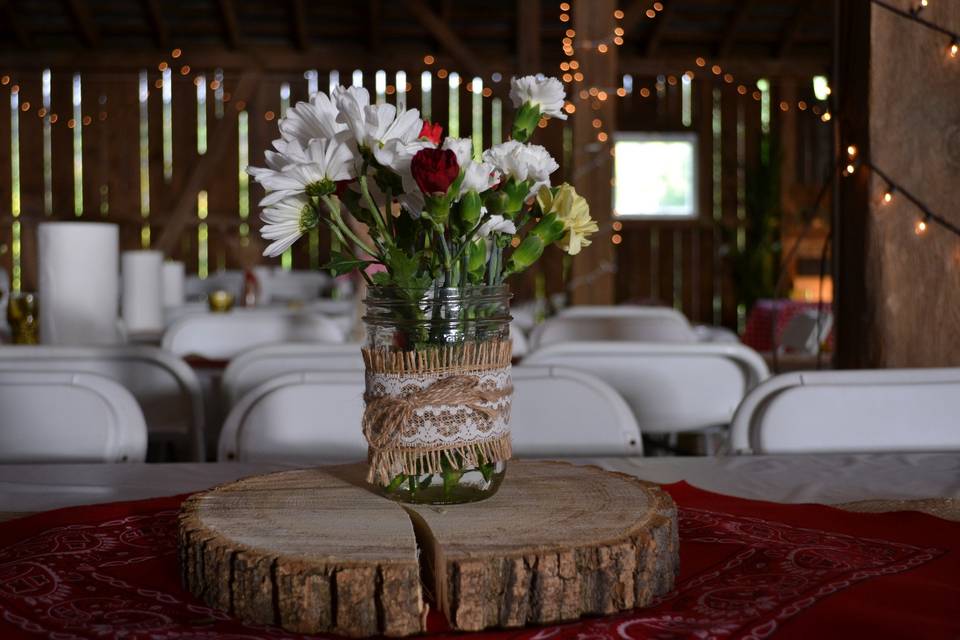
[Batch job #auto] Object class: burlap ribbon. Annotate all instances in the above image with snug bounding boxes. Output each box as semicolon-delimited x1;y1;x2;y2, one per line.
362;375;513;450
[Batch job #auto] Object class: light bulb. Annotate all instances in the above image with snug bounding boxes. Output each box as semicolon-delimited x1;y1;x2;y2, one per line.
950;40;959;58
915;219;928;235
847;144;857;158
883;191;893;204
845;163;856;174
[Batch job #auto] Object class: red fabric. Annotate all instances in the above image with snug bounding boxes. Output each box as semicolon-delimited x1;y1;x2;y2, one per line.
0;482;956;639
742;299;835;353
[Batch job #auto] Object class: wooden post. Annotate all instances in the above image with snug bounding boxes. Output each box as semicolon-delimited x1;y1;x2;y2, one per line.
836;0;960;367
570;0;616;305
516;0;541;74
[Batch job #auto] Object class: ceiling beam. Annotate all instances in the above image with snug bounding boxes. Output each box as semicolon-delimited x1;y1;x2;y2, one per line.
368;0;382;53
217;0;242;49
141;0;168;49
288;0;308;50
516;0;541;74
63;0;100;48
154;71;260;254
404;0;488;79
644;2;675;56
620;0;652;37
717;0;755;58
0;0;31;48
778;1;813;58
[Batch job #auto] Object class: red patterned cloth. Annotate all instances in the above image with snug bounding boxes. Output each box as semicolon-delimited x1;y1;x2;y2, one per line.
742;299;835;353
0;483;956;639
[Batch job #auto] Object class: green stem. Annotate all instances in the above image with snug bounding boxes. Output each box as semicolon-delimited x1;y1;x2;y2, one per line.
321;195;379;258
359;175;389;236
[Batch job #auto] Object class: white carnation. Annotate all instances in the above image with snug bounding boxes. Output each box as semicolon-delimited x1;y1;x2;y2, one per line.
482;140;558;187
509;75;567;120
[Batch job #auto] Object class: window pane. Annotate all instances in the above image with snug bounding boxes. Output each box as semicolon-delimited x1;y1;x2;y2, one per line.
613;133;697;217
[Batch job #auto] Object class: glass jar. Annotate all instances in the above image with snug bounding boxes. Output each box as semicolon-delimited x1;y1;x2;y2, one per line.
362;284;512;504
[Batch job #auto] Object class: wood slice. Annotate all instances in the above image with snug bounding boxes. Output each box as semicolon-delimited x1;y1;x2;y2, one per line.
178;467;426;637
178;461;678;637
408;461;679;631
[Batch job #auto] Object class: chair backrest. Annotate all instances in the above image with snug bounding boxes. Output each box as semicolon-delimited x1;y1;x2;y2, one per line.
185;270;243;300
219;370;368;462
531;308;697;350
0;345;205;460
730;368;960;454
222;342;364;408
219;365;643;462
0;370;147;463
511;366;642;456
525;341;769;434
162;311;345;360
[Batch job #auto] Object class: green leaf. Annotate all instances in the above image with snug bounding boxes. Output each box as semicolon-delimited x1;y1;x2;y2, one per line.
324;251;373;277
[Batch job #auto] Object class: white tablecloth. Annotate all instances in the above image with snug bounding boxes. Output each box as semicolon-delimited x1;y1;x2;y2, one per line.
0;454;958;513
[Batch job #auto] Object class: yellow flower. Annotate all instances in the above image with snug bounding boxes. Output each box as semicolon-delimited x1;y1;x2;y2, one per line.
536;183;598;255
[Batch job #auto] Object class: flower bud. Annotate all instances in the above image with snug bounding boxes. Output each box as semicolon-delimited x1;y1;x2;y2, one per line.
458;190;482;230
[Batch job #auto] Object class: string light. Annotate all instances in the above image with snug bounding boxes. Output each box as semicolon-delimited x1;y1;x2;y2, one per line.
847;144;858;159
915;218;928;235
883;187;895;204
871;0;960;61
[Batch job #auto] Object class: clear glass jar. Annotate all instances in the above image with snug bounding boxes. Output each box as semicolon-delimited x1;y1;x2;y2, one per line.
363;284;512;505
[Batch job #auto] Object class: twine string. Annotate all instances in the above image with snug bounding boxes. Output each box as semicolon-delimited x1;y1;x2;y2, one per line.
362;375;513;450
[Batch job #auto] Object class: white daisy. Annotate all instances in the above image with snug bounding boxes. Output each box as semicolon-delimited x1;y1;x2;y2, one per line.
509;75;567;120
253;138;355;206
278;91;345;146
259;194;318;257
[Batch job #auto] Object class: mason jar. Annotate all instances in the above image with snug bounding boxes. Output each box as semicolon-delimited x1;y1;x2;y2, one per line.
362;284;512;504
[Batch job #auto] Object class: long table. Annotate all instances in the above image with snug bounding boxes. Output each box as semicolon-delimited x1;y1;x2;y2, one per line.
1;453;958;516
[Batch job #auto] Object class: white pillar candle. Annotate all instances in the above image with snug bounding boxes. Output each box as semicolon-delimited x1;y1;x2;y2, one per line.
38;222;121;345
162;260;186;308
121;250;164;333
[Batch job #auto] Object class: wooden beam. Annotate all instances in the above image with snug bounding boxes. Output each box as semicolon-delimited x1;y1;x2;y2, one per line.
644;1;675;56
141;0;168;49
516;0;541;74
217;0;242;49
717;0;755;58
288;0;308;50
404;0;488;78
367;0;382;53
154;72;260;254
0;0;31;48
777;2;811;58
63;0;100;48
620;0;651;37
571;0;617;305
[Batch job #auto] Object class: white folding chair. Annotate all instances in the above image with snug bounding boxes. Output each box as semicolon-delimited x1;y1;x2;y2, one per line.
258;268;332;303
0;345;206;461
730;368;960;454
219;365;643;462
162;311;345;360
185;270;243;301
222;342;364;409
511;366;642;456
0;370;147;463
531;307;697;350
525;341;769;435
219;370;368;463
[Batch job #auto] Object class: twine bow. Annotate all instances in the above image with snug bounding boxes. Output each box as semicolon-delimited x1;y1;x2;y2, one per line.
362;375;512;450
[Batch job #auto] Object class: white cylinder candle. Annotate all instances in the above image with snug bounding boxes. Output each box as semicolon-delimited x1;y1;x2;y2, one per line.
162;260;186;308
38;222;121;345
121;250;164;333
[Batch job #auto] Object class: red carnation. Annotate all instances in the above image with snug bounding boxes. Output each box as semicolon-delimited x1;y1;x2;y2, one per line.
410;148;459;196
419;120;443;145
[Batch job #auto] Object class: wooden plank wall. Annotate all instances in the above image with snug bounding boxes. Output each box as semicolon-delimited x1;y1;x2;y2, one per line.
614;74;819;329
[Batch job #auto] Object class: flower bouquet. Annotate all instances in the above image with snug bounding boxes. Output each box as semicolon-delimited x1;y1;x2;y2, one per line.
249;75;598;504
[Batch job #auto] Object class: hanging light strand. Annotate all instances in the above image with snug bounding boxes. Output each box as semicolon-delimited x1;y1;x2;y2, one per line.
870;0;960;57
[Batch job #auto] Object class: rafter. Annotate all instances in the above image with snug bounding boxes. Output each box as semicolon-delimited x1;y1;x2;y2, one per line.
717;0;755;58
404;0;488;78
644;1;675;57
154;72;260;254
217;0;242;50
141;0;168;49
0;0;31;48
778;1;812;58
288;0;308;50
516;0;541;74
64;0;100;48
368;0;382;53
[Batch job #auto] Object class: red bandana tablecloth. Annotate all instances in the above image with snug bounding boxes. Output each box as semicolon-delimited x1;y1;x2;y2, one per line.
0;482;956;640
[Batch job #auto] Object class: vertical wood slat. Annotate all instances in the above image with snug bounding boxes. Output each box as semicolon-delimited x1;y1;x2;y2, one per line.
103;74;142;252
172;71;198;272
719;81;740;329
16;74;43;290
0;82;10;282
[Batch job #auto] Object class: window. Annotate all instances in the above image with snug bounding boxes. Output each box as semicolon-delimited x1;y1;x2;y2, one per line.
613;132;698;218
